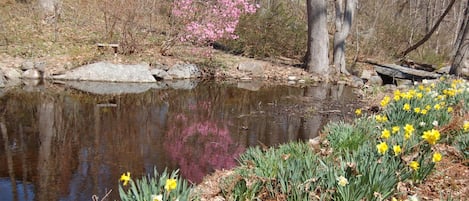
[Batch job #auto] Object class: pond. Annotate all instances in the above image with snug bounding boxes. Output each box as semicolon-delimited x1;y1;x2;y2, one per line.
0;80;359;201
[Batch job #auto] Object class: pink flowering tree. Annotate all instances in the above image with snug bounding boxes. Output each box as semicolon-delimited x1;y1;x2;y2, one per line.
172;0;258;46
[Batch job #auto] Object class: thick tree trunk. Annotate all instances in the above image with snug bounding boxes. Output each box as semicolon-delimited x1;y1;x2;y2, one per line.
450;0;469;75
305;0;329;76
333;0;356;75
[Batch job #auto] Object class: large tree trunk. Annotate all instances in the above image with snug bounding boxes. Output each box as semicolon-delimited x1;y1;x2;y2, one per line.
450;0;469;75
305;0;329;77
333;0;356;75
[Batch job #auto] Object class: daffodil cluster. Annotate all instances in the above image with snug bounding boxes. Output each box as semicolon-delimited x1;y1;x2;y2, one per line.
370;78;469;181
118;168;191;201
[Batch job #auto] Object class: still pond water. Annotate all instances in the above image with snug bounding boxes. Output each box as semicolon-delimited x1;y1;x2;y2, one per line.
0;80;358;201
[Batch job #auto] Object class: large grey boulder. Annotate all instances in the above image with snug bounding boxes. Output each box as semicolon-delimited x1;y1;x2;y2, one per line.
167;64;201;79
53;62;156;82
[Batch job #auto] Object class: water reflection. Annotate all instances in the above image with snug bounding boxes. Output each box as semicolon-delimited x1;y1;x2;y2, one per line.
0;81;357;201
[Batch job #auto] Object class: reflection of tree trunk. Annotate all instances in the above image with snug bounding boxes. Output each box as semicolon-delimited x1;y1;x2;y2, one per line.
37;101;58;201
301;84;329;139
1;119;19;201
19;124;31;201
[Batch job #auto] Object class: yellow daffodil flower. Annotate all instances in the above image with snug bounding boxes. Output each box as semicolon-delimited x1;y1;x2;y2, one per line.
381;129;391;139
447;107;453;113
409;161;419;171
421;109;428;115
381;96;391;107
413;107;421;114
422;129;440;145
120;172;131;186
432;152;442;163
463;121;469;132
165;178;177;192
375;115;388;123
404;124;414;135
392;126;400;134
377;142;388;155
393;145;402;156
355;108;362;116
403;103;411;111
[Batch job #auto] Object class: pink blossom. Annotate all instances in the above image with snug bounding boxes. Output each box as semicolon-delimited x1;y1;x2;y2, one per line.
172;0;258;46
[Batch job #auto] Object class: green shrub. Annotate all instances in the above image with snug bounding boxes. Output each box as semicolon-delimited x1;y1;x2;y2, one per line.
219;2;307;59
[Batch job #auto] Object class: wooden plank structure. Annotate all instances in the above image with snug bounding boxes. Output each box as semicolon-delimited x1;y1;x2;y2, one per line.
96;43;119;54
373;63;441;83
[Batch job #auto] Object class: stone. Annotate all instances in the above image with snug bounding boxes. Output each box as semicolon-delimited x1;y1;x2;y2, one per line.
167;64;201;79
53;62;156;82
1;67;22;81
237;61;265;77
22;69;41;79
150;68;173;80
350;76;364;88
287;76;297;81
368;75;383;86
21;61;34;71
360;69;374;80
34;61;46;72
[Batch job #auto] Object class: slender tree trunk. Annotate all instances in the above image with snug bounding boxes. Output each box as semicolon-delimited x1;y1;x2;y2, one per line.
333;0;356;75
305;0;329;77
450;0;469;75
399;0;456;58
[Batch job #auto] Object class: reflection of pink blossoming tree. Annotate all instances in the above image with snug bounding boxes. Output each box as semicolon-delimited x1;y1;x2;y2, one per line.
172;0;258;45
165;102;244;183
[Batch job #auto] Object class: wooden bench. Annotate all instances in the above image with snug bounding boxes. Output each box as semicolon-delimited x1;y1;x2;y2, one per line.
96;43;119;54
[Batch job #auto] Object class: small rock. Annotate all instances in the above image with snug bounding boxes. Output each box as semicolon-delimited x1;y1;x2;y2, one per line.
2;67;22;80
21;61;34;71
350;76;364;88
151;68;172;80
22;69;41;79
34;61;46;72
167;64;201;79
360;69;374;80
368;75;383;86
298;79;306;84
287;81;296;85
287;76;297;81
